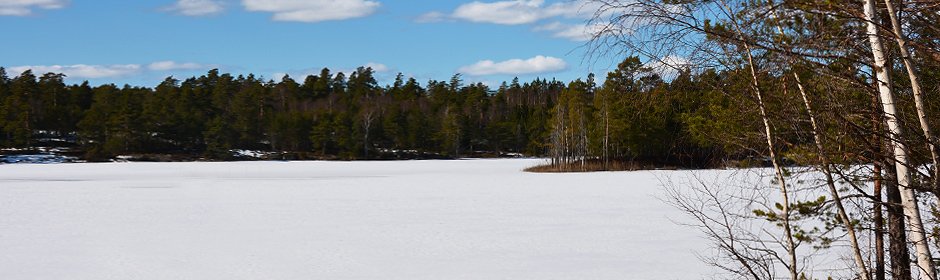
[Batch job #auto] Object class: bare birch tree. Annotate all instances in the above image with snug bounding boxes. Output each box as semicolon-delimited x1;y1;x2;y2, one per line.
880;0;940;192
861;0;936;278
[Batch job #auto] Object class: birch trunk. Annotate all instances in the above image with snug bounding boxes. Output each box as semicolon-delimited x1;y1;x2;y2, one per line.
791;74;871;280
862;1;936;278
718;0;797;276
743;45;799;280
882;0;940;191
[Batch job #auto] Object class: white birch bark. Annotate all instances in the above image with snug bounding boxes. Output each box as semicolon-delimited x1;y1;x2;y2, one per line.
863;1;936;279
882;0;940;191
743;47;798;280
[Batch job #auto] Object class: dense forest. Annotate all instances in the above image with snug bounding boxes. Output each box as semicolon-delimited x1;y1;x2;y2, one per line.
0;58;769;167
0;67;561;161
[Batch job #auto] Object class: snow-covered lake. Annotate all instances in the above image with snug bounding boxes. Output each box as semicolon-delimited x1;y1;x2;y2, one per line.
0;159;711;279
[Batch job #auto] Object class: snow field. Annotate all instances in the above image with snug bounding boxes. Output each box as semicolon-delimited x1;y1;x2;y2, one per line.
0;159;711;279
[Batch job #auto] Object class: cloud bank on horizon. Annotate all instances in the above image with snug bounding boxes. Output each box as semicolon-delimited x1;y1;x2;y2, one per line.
6;61;215;79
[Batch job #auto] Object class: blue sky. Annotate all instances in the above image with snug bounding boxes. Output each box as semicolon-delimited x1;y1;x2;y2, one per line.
0;0;624;87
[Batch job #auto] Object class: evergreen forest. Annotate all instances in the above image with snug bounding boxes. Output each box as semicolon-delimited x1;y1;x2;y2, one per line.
0;58;775;167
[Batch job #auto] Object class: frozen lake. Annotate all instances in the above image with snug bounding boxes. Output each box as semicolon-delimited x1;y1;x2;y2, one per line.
0;159;710;279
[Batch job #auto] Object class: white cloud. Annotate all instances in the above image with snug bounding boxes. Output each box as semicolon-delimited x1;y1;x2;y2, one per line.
242;0;380;23
421;1;611;41
458;55;567;76
165;0;224;16
0;0;67;16
415;11;446;23
364;62;389;72
644;55;691;78
535;22;606;41
8;64;142;79
432;0;598;25
452;0;545;25
8;61;212;79
148;61;209;71
541;0;599;18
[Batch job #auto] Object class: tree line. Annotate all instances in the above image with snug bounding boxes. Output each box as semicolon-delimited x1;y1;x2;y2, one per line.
0;63;754;165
